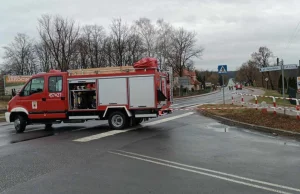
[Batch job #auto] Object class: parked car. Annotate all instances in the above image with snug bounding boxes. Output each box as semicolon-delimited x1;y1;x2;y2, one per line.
235;84;243;90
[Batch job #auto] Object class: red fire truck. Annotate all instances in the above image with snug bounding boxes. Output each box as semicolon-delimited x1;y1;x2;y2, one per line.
5;58;173;133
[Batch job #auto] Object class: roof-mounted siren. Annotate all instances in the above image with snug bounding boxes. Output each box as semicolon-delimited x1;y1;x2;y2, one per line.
133;57;158;72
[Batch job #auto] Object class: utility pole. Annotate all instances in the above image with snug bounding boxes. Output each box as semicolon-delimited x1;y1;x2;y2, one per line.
298;60;300;77
281;59;286;115
222;75;225;105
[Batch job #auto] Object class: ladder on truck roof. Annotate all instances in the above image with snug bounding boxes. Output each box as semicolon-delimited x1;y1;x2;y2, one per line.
67;66;136;76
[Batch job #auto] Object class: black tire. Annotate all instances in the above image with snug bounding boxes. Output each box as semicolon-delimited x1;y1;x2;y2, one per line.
45;124;53;131
14;115;27;133
108;111;128;130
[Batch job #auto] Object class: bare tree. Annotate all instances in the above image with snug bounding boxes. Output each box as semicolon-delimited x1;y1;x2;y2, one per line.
206;72;219;85
251;46;273;89
2;16;205;75
103;36;114;67
167;28;204;76
155;19;173;70
110;18;131;66
38;14;80;71
125;32;145;64
81;25;106;67
2;33;38;75
135;18;156;57
74;37;89;69
236;60;259;85
35;41;55;72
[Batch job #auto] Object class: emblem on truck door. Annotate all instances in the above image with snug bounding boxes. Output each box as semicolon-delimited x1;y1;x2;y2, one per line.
49;93;62;98
32;101;37;109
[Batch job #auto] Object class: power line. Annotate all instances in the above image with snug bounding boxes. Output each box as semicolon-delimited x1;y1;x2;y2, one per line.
285;20;300;49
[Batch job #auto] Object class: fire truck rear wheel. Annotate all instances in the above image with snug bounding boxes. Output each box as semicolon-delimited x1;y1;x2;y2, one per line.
108;111;128;130
14;115;26;133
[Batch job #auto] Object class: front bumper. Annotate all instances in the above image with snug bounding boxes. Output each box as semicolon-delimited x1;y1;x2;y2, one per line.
5;112;11;123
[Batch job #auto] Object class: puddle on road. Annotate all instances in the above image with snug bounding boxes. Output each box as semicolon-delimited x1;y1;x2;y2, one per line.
205;123;231;132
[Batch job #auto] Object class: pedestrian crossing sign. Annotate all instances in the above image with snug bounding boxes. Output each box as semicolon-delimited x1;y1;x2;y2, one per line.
218;65;227;74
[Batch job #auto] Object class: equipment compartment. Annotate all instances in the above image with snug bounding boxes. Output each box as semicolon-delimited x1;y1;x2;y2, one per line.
68;79;97;110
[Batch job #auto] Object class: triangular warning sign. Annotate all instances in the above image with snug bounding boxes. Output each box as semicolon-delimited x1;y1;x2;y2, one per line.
219;66;227;73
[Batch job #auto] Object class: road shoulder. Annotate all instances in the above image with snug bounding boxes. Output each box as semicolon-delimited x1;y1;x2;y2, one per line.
198;106;300;139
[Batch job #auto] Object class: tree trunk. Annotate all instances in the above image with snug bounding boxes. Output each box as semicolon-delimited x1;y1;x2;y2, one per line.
267;72;274;90
261;73;265;88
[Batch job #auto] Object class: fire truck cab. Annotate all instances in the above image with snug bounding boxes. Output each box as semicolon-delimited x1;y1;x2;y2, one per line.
5;58;173;133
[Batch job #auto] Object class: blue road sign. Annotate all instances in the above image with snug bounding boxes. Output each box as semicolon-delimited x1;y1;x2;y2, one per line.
218;65;227;74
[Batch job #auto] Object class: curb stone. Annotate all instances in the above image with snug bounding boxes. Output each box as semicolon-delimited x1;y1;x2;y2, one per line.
198;110;300;138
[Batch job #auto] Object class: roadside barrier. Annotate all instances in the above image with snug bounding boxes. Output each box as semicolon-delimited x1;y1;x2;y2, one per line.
159;92;300;120
232;92;300;119
162;106;258;112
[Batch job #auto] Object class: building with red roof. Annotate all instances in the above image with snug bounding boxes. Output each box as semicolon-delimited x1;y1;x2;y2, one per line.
173;69;201;91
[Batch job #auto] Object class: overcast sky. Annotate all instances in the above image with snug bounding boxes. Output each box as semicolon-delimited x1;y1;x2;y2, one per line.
1;0;300;71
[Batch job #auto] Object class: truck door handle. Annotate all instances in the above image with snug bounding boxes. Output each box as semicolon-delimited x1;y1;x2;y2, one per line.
42;98;46;101
61;97;65;100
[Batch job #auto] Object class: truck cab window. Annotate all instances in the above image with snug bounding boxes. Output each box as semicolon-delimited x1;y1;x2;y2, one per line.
22;77;44;96
30;77;44;94
49;76;62;92
23;81;31;96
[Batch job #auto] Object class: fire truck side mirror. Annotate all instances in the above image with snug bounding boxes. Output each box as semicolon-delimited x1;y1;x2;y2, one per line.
19;91;24;96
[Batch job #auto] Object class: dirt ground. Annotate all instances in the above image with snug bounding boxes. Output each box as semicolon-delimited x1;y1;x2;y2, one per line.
199;104;300;132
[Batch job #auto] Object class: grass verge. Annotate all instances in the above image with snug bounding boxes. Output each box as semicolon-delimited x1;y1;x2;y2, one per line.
250;88;294;107
199;104;300;133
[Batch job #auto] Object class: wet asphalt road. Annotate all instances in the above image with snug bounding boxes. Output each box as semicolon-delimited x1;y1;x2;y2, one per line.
1;89;300;194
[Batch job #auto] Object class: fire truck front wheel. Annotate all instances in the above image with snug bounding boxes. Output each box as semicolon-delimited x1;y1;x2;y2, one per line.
108;111;128;130
14;115;27;133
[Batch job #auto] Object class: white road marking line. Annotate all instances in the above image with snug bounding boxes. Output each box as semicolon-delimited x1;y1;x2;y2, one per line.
109;151;294;194
74;130;132;142
141;112;194;126
114;150;300;193
172;103;201;109
171;104;179;107
72;127;90;132
186;104;202;108
73;112;194;142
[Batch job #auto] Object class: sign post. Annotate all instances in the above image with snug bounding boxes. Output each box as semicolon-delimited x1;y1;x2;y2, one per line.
281;60;285;99
281;60;286;115
218;65;228;105
259;60;298;115
265;77;269;89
